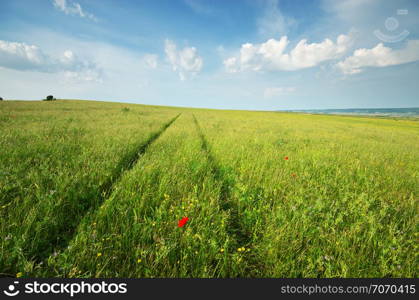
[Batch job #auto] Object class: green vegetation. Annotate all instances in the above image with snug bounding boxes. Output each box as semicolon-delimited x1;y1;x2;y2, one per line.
0;100;418;278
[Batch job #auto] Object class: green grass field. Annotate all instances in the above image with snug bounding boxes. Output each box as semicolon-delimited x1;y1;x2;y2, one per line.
0;100;418;278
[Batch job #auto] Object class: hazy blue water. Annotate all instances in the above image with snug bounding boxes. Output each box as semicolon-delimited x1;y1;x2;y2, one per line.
284;107;419;117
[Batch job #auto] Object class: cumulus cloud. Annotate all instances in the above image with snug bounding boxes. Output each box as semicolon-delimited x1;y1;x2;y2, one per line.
264;87;296;98
164;39;203;80
0;40;48;71
0;40;102;82
224;33;353;73
337;40;419;75
52;0;97;21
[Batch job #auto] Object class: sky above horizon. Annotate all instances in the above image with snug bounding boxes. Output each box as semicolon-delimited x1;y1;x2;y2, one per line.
0;0;418;110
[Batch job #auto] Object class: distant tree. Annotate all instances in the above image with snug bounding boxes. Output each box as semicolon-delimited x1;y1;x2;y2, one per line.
0;97;3;101
44;95;54;101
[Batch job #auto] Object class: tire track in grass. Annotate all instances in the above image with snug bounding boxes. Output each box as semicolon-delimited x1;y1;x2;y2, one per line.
43;114;223;277
98;113;181;200
30;113;181;264
193;115;257;276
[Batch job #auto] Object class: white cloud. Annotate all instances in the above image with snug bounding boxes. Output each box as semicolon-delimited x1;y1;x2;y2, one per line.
223;57;238;73
143;54;158;69
224;33;353;73
264;87;296;98
164;40;203;80
52;0;97;21
257;0;296;38
0;40;48;71
337;40;419;75
0;40;102;82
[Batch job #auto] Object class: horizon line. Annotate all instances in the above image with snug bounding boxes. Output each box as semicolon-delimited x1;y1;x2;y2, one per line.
2;98;418;112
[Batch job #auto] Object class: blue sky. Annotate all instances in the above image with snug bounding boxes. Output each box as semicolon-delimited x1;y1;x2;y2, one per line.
0;0;418;110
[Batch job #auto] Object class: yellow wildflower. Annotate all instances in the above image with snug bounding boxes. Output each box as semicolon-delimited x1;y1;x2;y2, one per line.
137;259;142;263
97;252;102;257
16;272;23;278
220;248;224;253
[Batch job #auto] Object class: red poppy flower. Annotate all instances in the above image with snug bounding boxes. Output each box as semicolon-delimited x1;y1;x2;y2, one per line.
284;156;289;160
178;217;189;228
291;173;297;177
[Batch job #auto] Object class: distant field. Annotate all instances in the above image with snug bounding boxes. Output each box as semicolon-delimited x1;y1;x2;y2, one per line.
0;100;418;278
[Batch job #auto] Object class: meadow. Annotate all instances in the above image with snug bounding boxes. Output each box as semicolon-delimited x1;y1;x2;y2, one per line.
0;100;417;278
